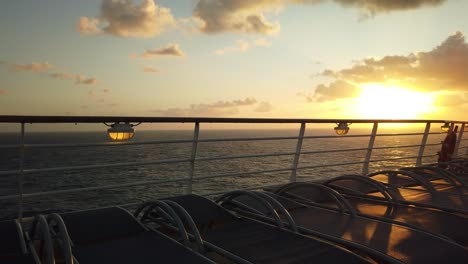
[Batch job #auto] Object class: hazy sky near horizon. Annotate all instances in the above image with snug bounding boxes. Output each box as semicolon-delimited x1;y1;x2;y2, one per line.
1;0;468;121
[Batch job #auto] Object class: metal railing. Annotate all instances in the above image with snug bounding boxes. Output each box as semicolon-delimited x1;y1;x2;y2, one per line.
0;116;467;220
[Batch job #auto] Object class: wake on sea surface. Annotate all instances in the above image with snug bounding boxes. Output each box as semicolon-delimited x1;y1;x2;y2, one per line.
0;128;446;219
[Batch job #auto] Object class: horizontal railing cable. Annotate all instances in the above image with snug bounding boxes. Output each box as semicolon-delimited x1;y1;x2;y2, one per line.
0;139;193;149
297;161;365;170
192;167;293;181
0;158;191;176
0;167;294;201
300;148;368;155
369;155;436;163
0;133;444;150
0;176;190;200
195;152;295;162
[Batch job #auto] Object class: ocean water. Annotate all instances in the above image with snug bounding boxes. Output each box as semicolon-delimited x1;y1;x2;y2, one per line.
0;129;448;219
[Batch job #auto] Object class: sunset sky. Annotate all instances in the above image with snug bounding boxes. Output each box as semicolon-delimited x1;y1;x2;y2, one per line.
1;0;468;121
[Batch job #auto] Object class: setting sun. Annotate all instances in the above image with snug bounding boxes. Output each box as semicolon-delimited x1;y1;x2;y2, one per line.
357;84;435;119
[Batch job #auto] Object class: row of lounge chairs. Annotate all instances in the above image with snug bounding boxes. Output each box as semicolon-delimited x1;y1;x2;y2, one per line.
2;160;468;263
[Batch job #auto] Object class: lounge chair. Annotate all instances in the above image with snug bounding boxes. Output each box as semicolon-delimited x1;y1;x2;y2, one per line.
228;186;468;263
399;166;468;195
55;206;214;264
0;219;43;264
317;176;468;247
141;194;373;264
367;170;468;214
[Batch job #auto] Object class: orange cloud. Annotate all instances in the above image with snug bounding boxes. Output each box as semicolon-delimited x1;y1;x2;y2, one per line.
193;0;446;35
0;89;7;95
312;81;361;102
143;66;159;73
213;38;270;55
141;43;185;58
76;0;447;38
310;31;468;101
214;40;250;55
255;101;273;112
49;72;75;80
77;0;175;38
8;61;101;89
433;93;468;107
151;97;260;116
193;0;281;35
48;71;101;86
329;0;446;16
75;75;100;85
76;17;101;35
10;62;53;72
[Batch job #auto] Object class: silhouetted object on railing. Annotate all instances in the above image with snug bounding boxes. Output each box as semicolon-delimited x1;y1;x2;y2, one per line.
438;125;458;167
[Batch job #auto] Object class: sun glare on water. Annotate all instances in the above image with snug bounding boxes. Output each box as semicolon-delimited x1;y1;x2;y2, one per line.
357;83;435;119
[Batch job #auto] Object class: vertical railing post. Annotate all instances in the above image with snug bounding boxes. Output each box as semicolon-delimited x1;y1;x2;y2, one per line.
18;122;25;222
416;122;431;166
362;122;378;175
186;122;200;194
290;122;306;183
454;123;465;158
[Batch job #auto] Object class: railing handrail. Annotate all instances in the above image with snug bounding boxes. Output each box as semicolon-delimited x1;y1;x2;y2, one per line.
0;115;459;124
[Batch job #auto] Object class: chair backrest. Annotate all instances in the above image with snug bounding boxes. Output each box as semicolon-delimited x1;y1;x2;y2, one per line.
60;207;146;245
166;195;235;226
0;220;24;257
0;220;38;264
